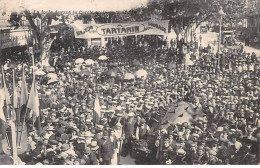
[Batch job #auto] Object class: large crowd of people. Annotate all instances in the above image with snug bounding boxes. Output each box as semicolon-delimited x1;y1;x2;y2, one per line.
0;34;259;165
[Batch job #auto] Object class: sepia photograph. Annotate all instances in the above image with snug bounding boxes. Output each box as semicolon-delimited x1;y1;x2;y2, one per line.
0;0;259;165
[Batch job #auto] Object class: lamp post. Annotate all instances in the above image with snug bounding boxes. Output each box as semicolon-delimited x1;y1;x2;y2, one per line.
218;7;225;52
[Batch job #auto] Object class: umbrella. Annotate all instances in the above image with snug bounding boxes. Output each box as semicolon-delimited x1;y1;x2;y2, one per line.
135;69;148;79
152;101;204;130
79;69;90;76
85;59;95;66
46;66;55;72
98;55;108;60
75;58;84;64
124;73;135;80
48;78;59;85
47;73;58;79
35;70;46;76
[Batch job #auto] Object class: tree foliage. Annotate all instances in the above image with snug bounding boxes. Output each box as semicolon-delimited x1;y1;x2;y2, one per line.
157;0;213;35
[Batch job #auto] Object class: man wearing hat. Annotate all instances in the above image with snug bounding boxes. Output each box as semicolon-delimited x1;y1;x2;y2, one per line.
81;146;99;165
44;126;55;140
185;142;199;164
111;122;124;164
74;136;87;158
97;131;114;165
109;108;125;128
120;111;135;156
172;148;188;165
207;149;222;165
135;118;150;141
160;138;174;164
196;146;205;164
95;125;104;141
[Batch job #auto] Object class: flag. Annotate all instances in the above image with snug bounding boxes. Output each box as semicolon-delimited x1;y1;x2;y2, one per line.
93;94;100;124
27;78;39;117
20;65;28;106
12;69;18;109
0;89;6;121
0;74;7;139
2;67;11;105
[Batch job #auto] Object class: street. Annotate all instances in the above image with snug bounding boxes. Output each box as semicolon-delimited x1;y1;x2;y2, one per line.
196;28;260;59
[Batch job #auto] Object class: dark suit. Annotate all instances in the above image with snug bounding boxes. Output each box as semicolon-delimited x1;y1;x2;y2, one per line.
81;152;99;165
98;137;114;165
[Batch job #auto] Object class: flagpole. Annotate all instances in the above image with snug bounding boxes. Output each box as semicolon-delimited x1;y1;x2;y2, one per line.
31;48;41;135
10;111;18;165
18;64;29;146
13;69;19;121
13;68;20;146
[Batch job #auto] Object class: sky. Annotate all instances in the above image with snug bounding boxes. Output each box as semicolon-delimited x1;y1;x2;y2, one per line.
2;0;149;12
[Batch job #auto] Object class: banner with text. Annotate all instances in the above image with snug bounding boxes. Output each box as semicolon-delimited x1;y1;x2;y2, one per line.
72;20;170;39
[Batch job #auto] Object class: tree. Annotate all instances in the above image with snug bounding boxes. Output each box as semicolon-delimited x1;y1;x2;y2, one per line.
158;0;213;42
24;11;58;66
9;12;22;29
50;24;75;52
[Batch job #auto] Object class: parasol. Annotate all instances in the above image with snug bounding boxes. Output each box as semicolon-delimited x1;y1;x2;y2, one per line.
124;73;135;80
85;59;95;66
47;73;58;79
98;55;108;60
35;70;46;76
135;69;148;79
75;58;84;64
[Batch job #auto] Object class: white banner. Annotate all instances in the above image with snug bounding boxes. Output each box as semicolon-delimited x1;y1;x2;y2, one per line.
72;20;170;39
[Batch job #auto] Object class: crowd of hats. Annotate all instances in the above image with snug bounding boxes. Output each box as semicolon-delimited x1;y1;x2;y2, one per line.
2;39;259;165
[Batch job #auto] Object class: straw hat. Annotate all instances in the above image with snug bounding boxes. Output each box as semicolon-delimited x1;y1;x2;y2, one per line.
90;141;99;151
